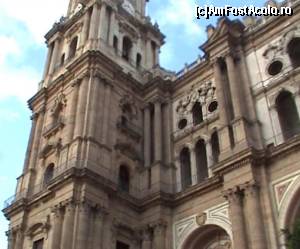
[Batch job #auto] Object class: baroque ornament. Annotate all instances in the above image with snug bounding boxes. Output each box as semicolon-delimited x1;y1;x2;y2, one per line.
176;82;216;115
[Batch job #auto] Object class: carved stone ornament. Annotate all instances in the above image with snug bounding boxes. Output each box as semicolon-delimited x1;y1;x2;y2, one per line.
25;216;51;239
39;138;62;158
119;94;138;120
263;25;300;60
51;93;67;117
196;213;207;226
176;82;216;114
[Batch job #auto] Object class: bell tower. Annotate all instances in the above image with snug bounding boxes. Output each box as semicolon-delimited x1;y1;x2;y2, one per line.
41;0;164;89
3;0;173;247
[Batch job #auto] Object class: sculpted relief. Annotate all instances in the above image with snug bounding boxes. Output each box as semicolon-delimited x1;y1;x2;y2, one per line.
176;82;216;115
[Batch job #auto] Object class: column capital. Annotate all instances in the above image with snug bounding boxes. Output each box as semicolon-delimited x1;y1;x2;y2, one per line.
241;181;260;197
150;219;167;235
140;226;152;241
223;187;243;204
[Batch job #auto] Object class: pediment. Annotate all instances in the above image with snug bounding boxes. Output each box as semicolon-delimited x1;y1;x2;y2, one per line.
26;218;50;238
201;18;245;53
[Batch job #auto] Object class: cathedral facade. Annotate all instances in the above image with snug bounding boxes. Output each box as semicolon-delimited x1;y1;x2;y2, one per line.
3;0;300;248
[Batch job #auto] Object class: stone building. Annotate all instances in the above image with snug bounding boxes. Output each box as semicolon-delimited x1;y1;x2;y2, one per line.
3;0;300;248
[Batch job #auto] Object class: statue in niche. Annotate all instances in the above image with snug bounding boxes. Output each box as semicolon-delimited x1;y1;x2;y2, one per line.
119;94;138;120
51;93;66;119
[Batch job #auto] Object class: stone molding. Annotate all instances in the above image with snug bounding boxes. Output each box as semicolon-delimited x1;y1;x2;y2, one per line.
173;202;231;249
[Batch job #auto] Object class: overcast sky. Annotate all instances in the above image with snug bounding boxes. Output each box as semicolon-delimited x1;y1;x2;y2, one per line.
0;0;274;248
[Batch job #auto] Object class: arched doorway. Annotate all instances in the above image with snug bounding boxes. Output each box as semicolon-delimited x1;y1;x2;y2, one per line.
182;225;232;249
280;183;300;249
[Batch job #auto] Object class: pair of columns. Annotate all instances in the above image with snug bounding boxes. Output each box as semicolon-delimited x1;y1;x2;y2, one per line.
190;139;214;184
51;202;106;249
213;54;242;125
86;2;116;50
69;73;111;145
224;182;266;249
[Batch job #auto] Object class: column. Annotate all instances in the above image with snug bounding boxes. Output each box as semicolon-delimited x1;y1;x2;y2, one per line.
87;76;100;138
22;113;38;173
213;61;228;125
152;222;166;249
66;80;80;144
61;203;75;249
6;230;14;249
29;108;45;170
174;159;182;192
81;10;91;47
51;208;63;249
95;80;105;143
141;229;152;249
76;203;91;249
88;3;100;49
108;11;116;46
190;148;198;185
48;39;60;75
74;75;89;138
225;55;242;118
146;39;152;69
98;3;107;42
42;44;53;80
101;83;112;145
92;208;105;249
205;140;213;177
154;101;162;162
224;188;248;249
144;105;151;167
14;228;23;249
243;182;266;249
163;100;172;165
238;48;256;121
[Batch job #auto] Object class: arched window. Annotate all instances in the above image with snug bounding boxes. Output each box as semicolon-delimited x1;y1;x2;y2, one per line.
69;37;78;59
44;163;55;185
122;36;132;61
136;53;142;69
192;102;203;125
276;91;300;140
211;131;220;163
113;36;118;54
60;53;65;66
288;38;300;68
118;165;130;192
180;147;192;189
195;139;208;182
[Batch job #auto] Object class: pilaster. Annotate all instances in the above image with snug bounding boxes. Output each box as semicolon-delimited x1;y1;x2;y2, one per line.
242;182;267;249
76;202;91;249
141;227;152;249
66;78;81;144
154;100;162;162
151;220;167;249
74;74;89;139
51;206;63;249
61;202;76;249
225;55;242;118
143;104;151;167
223;187;248;249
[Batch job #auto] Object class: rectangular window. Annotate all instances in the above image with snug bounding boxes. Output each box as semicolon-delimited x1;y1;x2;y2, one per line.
33;239;44;249
116;241;130;249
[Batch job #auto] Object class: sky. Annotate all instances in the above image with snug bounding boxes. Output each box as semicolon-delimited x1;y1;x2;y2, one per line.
0;0;274;248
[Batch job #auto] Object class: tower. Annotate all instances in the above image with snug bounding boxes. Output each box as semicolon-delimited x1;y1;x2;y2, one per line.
3;0;173;248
